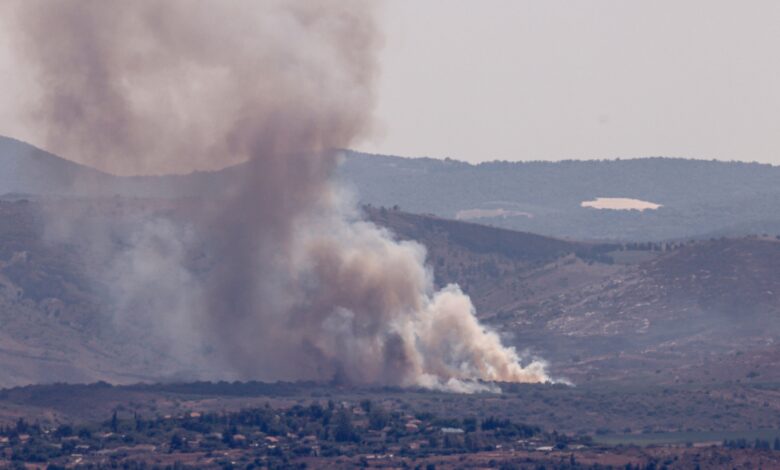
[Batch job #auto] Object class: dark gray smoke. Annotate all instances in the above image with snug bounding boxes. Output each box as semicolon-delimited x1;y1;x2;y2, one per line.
5;0;550;390
6;0;375;175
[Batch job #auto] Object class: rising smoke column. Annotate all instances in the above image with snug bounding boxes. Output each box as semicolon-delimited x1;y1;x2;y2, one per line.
4;0;550;389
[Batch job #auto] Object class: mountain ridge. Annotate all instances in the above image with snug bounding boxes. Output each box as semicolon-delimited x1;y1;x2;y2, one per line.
3;135;780;241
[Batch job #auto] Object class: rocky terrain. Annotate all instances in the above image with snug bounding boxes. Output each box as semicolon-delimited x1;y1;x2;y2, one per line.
368;208;780;385
0;195;778;389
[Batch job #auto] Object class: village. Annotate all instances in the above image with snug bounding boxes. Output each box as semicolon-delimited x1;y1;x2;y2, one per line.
0;399;589;468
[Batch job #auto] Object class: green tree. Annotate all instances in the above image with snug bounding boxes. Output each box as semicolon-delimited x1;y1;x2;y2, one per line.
334;409;355;442
369;406;389;431
170;433;185;451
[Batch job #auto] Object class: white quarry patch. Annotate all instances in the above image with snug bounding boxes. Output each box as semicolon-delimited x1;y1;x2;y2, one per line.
581;197;662;211
456;208;534;220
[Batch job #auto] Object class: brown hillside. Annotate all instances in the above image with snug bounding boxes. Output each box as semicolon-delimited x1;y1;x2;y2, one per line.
0;199;778;387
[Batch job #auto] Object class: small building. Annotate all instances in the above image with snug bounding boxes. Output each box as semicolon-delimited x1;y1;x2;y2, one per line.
362;431;386;445
441;427;464;434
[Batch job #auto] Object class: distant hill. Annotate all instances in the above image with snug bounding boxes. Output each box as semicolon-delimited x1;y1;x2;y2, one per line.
0;136;110;196
0;136;232;199
0;198;778;387
3;134;780;239
340;153;780;240
338;152;780;241
364;205;617;264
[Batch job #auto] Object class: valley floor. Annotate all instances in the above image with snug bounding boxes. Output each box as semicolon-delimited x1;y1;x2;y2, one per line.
1;381;780;468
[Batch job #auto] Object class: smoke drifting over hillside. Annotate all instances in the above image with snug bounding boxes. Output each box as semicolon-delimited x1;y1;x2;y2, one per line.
5;0;550;390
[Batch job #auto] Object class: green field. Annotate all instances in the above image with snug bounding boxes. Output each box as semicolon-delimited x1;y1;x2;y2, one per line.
596;428;780;446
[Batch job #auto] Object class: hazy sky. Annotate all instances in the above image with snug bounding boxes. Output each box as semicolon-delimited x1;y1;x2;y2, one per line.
2;1;780;165
360;0;780;164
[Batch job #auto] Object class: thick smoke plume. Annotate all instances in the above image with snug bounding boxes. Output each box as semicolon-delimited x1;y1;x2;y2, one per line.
5;0;550;390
